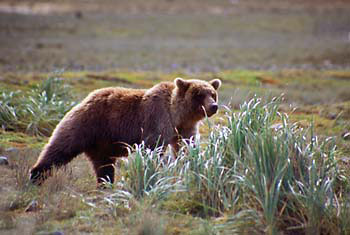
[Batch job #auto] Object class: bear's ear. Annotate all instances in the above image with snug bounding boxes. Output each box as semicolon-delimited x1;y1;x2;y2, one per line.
210;79;221;90
174;77;190;91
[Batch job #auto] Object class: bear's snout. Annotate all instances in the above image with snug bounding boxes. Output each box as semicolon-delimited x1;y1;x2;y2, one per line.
204;103;218;117
210;103;218;114
29;167;43;185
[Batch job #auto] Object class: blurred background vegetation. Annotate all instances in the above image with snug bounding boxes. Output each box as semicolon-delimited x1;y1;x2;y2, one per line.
0;0;350;73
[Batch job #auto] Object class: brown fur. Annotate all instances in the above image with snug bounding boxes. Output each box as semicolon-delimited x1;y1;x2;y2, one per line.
30;78;221;185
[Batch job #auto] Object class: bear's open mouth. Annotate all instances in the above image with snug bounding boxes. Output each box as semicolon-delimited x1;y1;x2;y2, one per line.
200;106;217;117
206;110;216;117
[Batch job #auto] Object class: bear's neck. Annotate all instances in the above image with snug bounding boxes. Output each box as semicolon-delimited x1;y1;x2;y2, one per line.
170;99;198;131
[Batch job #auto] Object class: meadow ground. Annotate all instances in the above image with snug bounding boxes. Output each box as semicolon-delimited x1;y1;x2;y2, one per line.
1;0;350;234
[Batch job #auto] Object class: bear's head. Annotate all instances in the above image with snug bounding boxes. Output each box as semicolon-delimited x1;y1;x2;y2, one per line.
173;78;221;120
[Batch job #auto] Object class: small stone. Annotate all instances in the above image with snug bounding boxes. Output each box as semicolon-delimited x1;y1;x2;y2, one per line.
51;231;64;235
341;157;350;163
5;147;19;154
75;11;83;19
328;113;337;120
342;132;350;140
25;200;39;212
0;156;9;165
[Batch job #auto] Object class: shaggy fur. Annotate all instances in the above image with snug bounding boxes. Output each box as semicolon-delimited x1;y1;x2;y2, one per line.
30;78;221;185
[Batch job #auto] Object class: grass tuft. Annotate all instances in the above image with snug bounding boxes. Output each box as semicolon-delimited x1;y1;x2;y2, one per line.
0;77;76;136
102;95;349;233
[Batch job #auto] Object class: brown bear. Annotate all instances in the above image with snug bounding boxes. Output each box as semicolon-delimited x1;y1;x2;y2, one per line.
30;78;221;185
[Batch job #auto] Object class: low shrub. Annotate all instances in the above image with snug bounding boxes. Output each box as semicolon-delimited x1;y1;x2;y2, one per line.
0;77;76;136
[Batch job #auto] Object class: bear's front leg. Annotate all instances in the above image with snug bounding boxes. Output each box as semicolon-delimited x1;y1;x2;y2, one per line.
93;158;116;185
170;127;199;159
169;136;181;159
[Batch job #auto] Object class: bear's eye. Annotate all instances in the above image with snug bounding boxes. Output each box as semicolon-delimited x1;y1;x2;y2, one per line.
194;92;205;101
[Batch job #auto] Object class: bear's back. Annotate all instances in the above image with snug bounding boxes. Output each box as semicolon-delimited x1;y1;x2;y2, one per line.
80;83;175;145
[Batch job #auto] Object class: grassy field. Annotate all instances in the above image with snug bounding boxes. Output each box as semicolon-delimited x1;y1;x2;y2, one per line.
1;0;350;234
1;70;350;234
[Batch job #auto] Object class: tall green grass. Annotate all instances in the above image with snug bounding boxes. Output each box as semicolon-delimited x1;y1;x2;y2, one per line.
104;96;350;234
103;143;185;213
0;77;76;136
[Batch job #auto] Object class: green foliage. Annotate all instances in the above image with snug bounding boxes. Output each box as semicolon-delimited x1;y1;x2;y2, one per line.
104;95;349;234
103;143;185;212
217;97;348;234
180;135;239;217
0;77;76;136
122;143;185;200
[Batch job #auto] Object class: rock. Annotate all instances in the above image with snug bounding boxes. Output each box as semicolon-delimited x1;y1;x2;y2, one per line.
0;156;9;165
342;132;350;140
25;200;39;212
74;11;83;19
51;231;64;235
328;113;337;120
5;147;19;154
